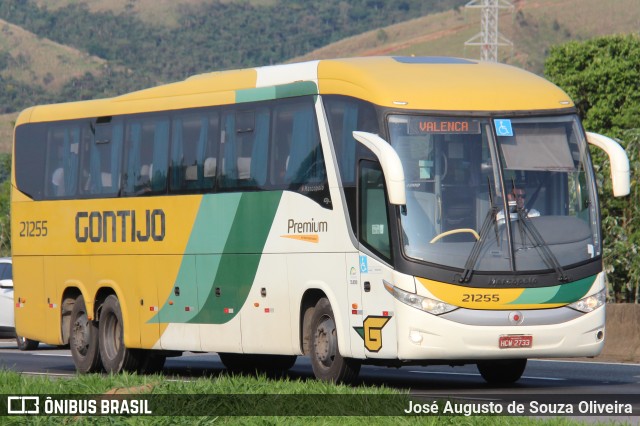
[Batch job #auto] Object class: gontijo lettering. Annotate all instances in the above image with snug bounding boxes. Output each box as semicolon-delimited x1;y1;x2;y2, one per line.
75;209;166;243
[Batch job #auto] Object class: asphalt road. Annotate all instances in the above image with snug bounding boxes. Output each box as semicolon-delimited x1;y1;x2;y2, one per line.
2;338;640;421
2;338;640;392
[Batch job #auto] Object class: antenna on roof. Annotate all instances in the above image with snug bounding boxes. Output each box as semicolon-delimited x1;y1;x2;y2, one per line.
464;0;514;62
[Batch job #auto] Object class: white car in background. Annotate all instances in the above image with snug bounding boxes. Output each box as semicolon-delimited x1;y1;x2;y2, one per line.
0;257;39;350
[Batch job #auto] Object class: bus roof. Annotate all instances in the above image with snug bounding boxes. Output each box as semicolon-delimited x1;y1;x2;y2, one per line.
16;56;574;126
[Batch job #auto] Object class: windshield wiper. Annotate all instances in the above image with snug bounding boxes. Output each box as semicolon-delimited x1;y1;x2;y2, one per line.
460;178;500;283
511;181;568;283
514;205;568;282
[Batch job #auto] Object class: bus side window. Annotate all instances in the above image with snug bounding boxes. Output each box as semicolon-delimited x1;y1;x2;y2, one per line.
283;106;325;186
123;118;169;196
220;109;269;190
170;112;219;193
270;104;295;186
93;121;122;196
359;161;392;261
324;96;379;227
45;126;80;198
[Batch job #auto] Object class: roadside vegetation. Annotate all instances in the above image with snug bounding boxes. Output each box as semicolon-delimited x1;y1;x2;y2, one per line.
545;34;640;302
0;370;585;425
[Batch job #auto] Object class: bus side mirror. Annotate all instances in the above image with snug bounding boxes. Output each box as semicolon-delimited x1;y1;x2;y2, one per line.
352;131;406;205
586;132;630;197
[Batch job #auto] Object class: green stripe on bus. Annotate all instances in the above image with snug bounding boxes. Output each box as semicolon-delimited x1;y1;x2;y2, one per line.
190;191;282;324
236;81;318;103
150;191;283;325
543;275;595;304
508;275;596;305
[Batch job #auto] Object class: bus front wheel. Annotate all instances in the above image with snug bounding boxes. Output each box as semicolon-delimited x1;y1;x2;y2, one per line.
69;295;102;373
98;295;142;374
309;298;360;384
477;358;527;384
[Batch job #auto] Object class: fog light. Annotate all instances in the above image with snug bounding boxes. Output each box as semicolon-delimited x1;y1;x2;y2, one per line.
596;330;604;341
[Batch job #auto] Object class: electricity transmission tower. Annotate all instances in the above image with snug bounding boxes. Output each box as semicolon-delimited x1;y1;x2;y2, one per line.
464;0;514;62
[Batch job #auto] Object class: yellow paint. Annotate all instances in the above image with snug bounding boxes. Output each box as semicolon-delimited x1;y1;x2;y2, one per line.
318;57;573;111
417;277;564;310
20;69;257;124
11;195;201;348
363;316;391;352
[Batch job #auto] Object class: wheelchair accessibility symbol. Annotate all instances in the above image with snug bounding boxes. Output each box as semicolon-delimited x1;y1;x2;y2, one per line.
359;256;368;273
494;119;513;137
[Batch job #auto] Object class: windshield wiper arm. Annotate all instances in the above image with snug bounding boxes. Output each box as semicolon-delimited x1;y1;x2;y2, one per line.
514;206;568;282
460;179;500;283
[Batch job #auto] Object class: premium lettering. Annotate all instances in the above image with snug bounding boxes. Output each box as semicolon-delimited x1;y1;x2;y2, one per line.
287;218;328;234
75;209;165;243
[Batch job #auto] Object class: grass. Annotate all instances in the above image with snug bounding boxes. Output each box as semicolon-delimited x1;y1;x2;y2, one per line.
0;370;593;425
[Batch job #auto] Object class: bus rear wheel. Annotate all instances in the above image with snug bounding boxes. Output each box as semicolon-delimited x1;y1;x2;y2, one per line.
309;298;360;384
98;295;142;374
477;359;527;384
70;295;102;373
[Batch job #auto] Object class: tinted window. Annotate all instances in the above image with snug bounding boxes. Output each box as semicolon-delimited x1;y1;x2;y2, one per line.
220;109;269;189
170;111;219;193
79;119;123;196
45;125;81;198
14;96;329;207
324;96;379;229
359;161;391;261
122;116;169;196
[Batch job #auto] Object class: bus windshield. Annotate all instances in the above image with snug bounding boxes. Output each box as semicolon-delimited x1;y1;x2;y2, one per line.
388;114;599;274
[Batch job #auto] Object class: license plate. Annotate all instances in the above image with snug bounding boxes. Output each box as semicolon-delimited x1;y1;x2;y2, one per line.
499;335;533;349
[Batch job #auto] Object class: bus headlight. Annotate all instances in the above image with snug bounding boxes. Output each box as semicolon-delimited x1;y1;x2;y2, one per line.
383;280;457;315
568;288;606;313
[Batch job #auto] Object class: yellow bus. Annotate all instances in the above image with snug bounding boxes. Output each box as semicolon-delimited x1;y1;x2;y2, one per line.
11;57;629;383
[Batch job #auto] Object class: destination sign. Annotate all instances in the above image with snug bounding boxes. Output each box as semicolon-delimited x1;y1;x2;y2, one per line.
408;117;481;135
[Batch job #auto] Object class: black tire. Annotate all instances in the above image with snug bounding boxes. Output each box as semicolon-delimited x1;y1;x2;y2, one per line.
219;353;297;374
69;295;102;373
137;350;167;374
309;298;360;384
477;359;527;385
98;295;142;374
16;335;39;351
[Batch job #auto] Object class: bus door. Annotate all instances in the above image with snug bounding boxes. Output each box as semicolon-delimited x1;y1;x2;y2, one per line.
346;252;365;358
357;161;398;359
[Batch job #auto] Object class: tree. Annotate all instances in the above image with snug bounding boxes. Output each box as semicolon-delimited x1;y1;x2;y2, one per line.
0;153;10;256
545;35;640;302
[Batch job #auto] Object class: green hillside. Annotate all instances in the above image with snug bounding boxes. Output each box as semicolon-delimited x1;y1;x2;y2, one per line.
295;0;640;74
0;0;465;151
0;0;638;152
